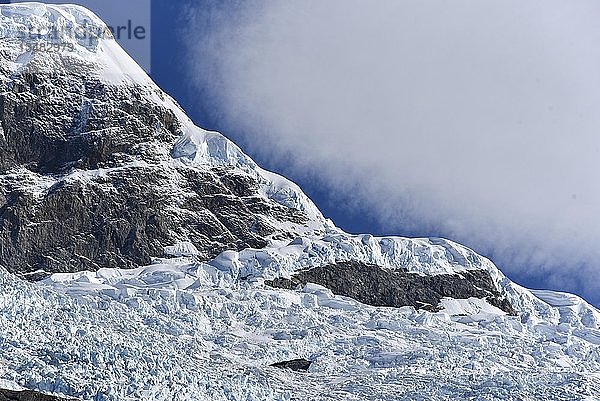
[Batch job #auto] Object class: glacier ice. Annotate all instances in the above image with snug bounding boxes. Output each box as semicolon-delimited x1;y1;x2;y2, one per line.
0;251;597;400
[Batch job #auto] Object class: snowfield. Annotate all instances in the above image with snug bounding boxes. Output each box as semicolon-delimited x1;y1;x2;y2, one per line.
0;3;599;400
0;256;599;401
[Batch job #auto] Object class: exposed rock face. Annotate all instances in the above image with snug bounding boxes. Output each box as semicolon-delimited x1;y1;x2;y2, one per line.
0;389;72;401
0;60;312;275
266;261;516;314
270;359;312;372
0;72;177;174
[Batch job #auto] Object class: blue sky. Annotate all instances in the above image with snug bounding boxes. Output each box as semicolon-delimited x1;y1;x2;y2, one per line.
148;1;600;307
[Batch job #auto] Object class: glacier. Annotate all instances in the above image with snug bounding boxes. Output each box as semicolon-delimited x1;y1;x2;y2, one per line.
0;3;598;401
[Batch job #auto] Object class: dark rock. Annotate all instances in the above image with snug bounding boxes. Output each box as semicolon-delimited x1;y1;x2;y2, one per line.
0;67;312;275
270;359;312;372
0;389;73;401
0;72;178;174
266;261;516;315
0;163;307;274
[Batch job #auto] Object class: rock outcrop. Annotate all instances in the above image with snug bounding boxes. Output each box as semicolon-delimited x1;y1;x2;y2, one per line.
0;389;72;401
266;260;516;314
270;359;312;372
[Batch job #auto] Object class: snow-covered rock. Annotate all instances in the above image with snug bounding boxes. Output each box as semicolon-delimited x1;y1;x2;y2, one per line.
0;2;329;274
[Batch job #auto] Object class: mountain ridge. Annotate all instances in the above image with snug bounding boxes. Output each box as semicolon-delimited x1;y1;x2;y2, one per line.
0;4;598;400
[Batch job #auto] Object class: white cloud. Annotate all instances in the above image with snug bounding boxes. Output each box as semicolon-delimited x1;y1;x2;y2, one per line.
182;0;600;305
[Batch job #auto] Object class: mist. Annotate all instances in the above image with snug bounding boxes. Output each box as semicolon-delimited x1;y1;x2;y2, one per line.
181;0;600;306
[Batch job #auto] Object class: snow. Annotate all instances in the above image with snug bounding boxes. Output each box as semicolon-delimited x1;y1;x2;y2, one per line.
164;242;200;258
0;167;57;197
439;297;506;318
0;379;24;391
0;2;152;85
0;3;105;49
97;36;154;85
531;289;600;329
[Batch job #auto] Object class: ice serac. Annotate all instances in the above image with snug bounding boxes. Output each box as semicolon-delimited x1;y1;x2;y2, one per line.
0;4;599;401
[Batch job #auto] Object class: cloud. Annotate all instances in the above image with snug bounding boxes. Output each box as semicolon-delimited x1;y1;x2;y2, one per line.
182;0;600;306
